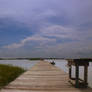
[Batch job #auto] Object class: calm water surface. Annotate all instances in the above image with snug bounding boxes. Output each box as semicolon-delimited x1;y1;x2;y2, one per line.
0;60;39;69
0;59;92;87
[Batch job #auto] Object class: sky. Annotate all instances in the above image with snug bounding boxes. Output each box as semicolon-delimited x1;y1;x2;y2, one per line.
0;0;92;58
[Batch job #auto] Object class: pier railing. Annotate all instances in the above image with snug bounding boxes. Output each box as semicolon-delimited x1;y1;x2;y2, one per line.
67;59;92;88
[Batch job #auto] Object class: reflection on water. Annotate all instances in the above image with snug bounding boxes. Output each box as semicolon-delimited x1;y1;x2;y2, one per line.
46;59;92;88
0;59;92;87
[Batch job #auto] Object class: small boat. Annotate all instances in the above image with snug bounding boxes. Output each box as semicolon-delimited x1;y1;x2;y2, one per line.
50;61;55;65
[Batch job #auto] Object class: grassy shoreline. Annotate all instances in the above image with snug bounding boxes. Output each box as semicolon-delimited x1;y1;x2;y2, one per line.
0;64;25;89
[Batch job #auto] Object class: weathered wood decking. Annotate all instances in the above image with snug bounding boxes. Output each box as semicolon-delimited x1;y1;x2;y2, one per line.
1;61;92;92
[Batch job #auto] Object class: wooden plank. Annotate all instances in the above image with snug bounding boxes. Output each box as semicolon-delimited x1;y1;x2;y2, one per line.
0;60;92;92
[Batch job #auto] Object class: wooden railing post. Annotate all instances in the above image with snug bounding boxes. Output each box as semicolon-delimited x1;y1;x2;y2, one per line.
75;64;79;88
84;64;88;87
69;65;72;79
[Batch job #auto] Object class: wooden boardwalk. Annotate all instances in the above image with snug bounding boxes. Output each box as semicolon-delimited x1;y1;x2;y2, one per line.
1;61;92;92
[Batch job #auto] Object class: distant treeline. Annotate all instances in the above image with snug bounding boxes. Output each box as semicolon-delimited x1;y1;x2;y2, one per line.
0;58;65;60
0;58;92;60
0;58;4;60
29;58;43;60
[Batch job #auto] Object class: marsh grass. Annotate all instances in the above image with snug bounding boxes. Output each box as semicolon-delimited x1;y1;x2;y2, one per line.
0;64;25;89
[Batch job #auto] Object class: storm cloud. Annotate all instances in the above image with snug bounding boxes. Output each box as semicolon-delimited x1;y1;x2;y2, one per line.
0;0;92;58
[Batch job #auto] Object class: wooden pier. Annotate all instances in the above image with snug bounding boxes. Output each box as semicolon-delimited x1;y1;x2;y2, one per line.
1;60;92;92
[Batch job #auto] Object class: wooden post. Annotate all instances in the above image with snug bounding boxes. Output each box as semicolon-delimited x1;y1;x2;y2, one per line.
75;64;79;88
84;64;88;87
69;65;72;79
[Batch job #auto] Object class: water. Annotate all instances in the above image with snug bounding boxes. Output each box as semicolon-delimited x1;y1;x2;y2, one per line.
0;59;92;87
46;59;92;88
0;60;39;70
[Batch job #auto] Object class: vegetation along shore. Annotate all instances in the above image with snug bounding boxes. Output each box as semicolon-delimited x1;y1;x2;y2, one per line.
0;64;25;89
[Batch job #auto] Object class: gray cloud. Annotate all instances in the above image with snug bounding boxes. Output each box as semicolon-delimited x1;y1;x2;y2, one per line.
0;0;92;58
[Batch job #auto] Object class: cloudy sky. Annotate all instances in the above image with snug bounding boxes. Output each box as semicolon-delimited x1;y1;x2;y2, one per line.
0;0;92;58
